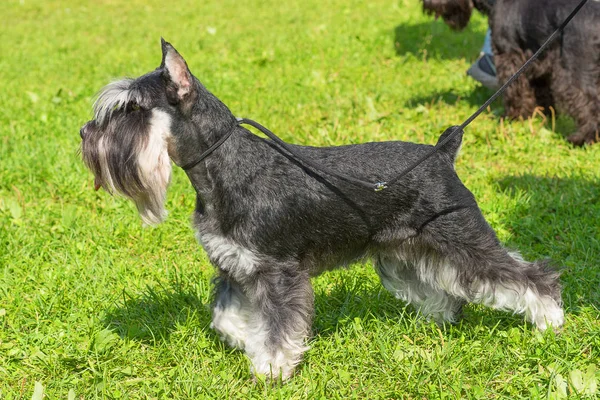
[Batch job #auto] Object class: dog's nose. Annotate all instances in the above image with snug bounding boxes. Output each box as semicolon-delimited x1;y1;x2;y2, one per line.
80;121;93;139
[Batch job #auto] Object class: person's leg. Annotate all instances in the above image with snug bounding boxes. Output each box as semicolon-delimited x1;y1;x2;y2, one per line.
467;29;499;89
481;29;493;55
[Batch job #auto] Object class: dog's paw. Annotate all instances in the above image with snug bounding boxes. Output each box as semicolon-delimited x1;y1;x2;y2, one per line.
567;132;587;146
533;303;565;332
250;363;296;383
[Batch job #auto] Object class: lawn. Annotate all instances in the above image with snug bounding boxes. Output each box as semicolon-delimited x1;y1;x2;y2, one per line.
0;0;599;398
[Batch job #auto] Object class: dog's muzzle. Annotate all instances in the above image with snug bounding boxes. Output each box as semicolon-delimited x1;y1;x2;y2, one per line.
80;121;95;140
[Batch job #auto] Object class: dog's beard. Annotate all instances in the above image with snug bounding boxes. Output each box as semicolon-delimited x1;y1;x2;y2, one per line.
82;109;173;225
131;109;172;225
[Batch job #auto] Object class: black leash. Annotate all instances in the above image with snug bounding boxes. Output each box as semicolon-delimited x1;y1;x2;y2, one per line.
183;0;590;190
180;128;235;171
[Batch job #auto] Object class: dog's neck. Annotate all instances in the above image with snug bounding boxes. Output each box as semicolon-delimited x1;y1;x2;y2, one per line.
172;83;240;193
180;121;246;195
182;123;260;221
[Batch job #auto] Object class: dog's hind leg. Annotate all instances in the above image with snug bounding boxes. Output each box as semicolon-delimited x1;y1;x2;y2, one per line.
211;276;253;350
241;267;314;380
374;252;465;324
419;207;564;330
553;29;600;145
552;65;600;145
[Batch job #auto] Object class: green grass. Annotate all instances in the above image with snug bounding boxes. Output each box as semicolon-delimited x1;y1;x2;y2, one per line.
1;0;599;398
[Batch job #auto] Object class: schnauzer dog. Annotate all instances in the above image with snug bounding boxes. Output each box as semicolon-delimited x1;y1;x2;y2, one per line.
80;40;564;380
422;0;600;145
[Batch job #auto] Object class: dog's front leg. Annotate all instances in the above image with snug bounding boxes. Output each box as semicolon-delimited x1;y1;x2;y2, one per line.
240;267;314;381
495;51;539;119
211;277;253;350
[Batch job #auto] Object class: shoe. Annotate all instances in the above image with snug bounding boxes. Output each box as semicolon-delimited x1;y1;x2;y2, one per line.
467;53;500;90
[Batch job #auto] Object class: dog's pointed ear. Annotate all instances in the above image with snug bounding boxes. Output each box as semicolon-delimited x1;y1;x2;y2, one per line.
160;38;193;101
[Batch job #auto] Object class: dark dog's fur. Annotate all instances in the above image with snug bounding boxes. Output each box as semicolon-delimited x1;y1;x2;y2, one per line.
422;0;600;145
80;40;564;380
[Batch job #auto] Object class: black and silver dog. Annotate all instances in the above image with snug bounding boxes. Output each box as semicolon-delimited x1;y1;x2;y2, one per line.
80;40;564;380
422;0;600;145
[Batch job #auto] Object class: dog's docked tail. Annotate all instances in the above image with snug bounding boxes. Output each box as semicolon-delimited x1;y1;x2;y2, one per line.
436;125;464;163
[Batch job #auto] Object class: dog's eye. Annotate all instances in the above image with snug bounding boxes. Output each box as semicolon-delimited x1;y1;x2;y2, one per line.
128;102;141;112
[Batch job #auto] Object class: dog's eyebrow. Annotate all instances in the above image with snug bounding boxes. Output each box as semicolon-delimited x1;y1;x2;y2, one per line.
93;78;135;124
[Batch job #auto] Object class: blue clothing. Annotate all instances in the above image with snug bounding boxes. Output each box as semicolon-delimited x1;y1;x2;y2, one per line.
482;29;492;55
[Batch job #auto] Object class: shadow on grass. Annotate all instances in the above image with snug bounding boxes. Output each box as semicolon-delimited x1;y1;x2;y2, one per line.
405;87;499;110
313;280;407;337
394;22;484;61
497;174;600;311
102;282;215;344
311;270;528;337
393;22;506;118
553;115;577;141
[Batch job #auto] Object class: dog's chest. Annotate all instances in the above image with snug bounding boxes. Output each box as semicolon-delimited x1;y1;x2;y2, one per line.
195;230;261;278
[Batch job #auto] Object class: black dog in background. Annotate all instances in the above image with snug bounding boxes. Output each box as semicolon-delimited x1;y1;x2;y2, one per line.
422;0;600;145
